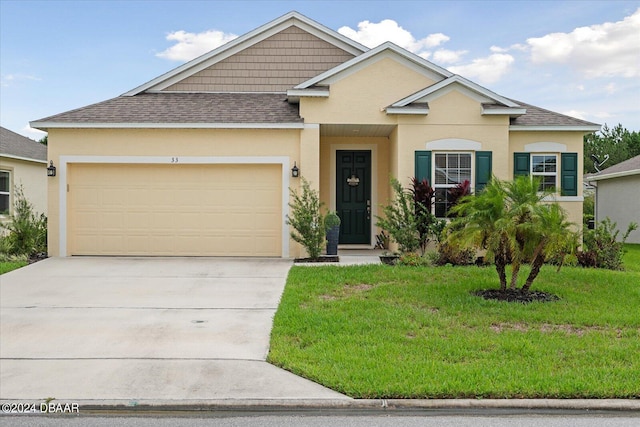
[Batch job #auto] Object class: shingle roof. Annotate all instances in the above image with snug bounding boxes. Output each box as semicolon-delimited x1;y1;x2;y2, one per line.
509;100;599;127
0;127;47;162
32;93;303;126
587;155;640;181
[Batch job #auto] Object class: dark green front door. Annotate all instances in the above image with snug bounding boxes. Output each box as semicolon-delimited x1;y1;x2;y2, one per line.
336;150;371;244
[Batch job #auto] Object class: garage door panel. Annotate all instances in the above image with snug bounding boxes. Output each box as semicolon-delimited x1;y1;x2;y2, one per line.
68;163;282;256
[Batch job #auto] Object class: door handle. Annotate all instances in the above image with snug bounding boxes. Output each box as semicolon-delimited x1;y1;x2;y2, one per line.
366;199;371;219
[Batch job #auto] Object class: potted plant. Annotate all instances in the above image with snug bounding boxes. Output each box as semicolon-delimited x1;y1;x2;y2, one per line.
324;211;341;256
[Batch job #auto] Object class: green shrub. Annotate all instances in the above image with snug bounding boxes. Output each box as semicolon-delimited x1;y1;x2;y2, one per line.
583;193;595;227
397;252;433;266
434;241;476;266
287;178;325;259
376;178;421;254
0;186;47;258
577;217;638;270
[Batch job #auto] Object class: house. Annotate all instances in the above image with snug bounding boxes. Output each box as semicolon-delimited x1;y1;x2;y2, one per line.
586;155;640;243
30;11;599;258
0;127;48;218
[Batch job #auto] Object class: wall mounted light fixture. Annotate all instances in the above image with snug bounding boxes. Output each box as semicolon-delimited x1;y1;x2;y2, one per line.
291;162;299;178
47;161;57;177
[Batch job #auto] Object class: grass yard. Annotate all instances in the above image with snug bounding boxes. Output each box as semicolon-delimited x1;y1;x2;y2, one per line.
268;246;640;398
0;261;27;275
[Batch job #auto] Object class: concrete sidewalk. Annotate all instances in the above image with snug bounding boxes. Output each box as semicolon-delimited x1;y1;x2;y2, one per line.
0;257;346;401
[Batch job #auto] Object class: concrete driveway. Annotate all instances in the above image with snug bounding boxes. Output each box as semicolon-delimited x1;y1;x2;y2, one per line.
0;257;346;403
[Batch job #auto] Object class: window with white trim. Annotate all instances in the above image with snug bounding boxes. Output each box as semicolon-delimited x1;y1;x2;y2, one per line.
531;154;557;192
0;170;10;215
434;152;471;217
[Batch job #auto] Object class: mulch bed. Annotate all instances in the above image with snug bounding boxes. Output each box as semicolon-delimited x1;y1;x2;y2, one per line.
27;253;48;264
294;256;340;263
474;289;560;304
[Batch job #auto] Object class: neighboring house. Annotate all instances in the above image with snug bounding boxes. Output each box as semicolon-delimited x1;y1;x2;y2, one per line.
30;11;599;258
0;127;48;219
586;155;640;244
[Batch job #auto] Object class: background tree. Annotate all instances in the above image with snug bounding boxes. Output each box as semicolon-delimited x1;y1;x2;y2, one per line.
584;124;640;173
38;134;48;145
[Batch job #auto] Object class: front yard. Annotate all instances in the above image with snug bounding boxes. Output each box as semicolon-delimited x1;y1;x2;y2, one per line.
268;246;640;398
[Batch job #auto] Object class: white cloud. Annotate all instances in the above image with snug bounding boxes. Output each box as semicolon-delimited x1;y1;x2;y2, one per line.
22;125;46;139
448;53;514;84
605;82;617;94
157;29;238;61
490;44;527;53
1;73;41;87
337;19;449;56
527;8;640;78
433;49;468;64
562;110;588;120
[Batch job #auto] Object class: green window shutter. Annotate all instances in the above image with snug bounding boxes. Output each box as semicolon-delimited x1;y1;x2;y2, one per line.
514;152;530;177
415;151;432;183
561;152;578;196
475;151;492;193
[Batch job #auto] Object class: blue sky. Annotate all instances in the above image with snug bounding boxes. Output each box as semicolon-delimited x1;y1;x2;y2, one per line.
1;0;639;139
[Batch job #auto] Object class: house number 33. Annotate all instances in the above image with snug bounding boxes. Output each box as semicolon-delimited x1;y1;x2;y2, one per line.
171;157;179;163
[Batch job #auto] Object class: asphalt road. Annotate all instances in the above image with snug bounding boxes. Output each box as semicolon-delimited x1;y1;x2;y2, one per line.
2;411;639;427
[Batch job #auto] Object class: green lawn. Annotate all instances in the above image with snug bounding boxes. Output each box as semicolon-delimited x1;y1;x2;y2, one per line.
0;261;27;275
268;246;640;398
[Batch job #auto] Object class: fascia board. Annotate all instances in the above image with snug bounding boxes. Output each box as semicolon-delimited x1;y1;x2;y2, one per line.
124;11;367;96
0;154;48;164
510;125;602;132
385;107;429;115
286;89;330;97
585;169;640;181
294;41;452;89
482;107;527;116
29;122;305;130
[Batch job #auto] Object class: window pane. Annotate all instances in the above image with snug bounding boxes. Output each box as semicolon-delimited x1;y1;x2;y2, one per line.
532;156;544;173
545;156;557;172
435;168;447;185
459;169;472;183
435;189;448;218
0;195;9;214
460;154;471;168
0;171;9;192
435;154;446;168
449;155;458;168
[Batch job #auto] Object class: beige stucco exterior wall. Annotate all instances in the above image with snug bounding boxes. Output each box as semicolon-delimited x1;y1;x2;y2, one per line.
46;128;304;257
300;57;437;125
0;156;47;217
595;175;640;244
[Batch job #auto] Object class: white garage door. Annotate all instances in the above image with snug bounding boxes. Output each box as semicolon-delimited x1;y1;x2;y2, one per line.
67;163;282;256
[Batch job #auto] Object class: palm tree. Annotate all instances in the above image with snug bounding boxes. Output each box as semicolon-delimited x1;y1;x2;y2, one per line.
449;176;576;293
449;179;511;291
522;202;577;292
502;177;547;289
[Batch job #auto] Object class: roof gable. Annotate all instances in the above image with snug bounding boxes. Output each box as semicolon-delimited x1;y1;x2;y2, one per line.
290;41;452;92
388;75;520;109
0;127;47;163
125;11;367;95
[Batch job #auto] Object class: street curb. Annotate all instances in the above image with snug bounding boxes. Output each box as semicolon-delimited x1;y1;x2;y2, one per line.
3;399;639;413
